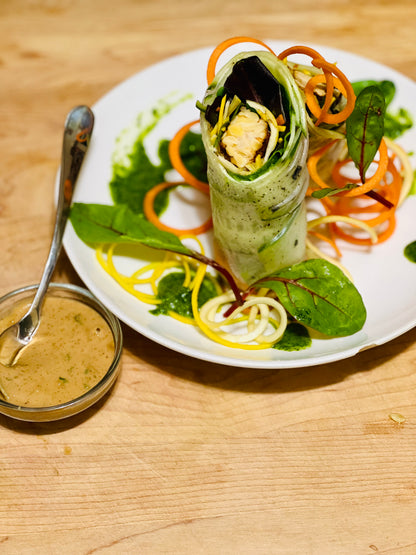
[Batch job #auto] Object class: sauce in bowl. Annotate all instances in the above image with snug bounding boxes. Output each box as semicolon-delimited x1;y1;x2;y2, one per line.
0;283;122;420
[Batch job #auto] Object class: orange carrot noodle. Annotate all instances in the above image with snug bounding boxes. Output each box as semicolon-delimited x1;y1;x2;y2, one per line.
277;45;325;62
307;139;339;190
308;58;356;124
168;120;210;193
307;229;342;258
143;181;212;237
206;36;276;85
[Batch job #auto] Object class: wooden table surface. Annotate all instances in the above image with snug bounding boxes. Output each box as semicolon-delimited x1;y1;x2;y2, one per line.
1;1;416;553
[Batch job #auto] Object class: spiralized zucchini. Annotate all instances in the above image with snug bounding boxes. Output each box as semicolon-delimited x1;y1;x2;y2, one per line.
384;136;414;206
199;291;287;344
96;236;288;349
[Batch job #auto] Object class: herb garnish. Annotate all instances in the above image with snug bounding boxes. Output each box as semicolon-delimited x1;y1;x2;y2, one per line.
352;80;413;140
312;85;390;207
311;183;358;199
346;85;386;184
255;259;366;336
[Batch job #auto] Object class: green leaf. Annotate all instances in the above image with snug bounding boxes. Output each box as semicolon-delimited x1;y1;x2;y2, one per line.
70;203;192;256
70;202;244;304
352;80;413;140
311;183;358;199
352;80;396;107
346;85;386;183
256;259;366;336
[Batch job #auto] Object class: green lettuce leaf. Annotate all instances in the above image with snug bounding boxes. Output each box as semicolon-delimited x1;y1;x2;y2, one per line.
256;259;366;336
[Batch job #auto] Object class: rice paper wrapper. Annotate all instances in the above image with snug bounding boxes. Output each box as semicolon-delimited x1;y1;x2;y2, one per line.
200;51;310;286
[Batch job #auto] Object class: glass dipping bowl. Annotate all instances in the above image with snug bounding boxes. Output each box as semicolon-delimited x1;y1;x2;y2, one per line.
0;283;123;422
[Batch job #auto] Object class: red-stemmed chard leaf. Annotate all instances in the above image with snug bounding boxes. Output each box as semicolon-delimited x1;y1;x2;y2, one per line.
346;85;386;184
255;259;366;336
70;202;244;305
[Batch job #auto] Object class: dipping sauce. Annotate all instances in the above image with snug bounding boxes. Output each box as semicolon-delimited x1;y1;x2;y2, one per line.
0;295;115;407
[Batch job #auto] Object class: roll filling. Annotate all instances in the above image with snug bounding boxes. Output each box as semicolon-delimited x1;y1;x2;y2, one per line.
199;51;309;287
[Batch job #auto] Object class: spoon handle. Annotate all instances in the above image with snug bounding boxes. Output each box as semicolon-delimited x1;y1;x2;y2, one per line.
30;106;94;318
0;106;94;368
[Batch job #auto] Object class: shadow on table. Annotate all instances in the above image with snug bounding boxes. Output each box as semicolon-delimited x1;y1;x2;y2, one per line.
3;324;414;435
124;323;416;395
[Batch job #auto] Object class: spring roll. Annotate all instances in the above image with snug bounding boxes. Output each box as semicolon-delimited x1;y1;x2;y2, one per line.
199;51;309;287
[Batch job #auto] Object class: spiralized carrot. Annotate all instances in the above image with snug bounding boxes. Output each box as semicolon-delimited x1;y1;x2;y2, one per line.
307;139;339;192
307;138;390;199
329;157;402;245
308;139;404;246
307;229;342;258
143;181;212;237
206;36;276;85
312;70;335;126
337;139;389;197
278;45;356;125
308;58;356;124
168;120;210;193
304;72;348;125
277;45;325;62
331;214;396;246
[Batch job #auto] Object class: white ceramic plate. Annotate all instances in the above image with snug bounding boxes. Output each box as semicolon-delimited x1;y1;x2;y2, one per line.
63;40;416;368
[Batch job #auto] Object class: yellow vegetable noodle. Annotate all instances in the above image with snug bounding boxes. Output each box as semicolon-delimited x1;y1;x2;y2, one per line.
200;50;309;286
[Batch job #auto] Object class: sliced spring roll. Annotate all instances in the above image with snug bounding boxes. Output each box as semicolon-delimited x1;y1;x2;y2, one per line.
199;51;309;287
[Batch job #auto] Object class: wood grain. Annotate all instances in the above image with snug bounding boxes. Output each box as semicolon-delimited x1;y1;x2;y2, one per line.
1;1;416;553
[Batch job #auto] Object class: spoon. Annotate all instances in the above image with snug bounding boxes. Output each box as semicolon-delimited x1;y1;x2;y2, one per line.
0;105;94;372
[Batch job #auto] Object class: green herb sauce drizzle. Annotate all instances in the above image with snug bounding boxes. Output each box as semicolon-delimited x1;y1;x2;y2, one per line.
273;323;311;351
109;93;207;216
404;241;416;263
150;271;217;318
107;95;216;320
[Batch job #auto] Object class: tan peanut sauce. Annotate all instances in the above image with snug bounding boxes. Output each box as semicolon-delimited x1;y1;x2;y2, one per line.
0;295;114;407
